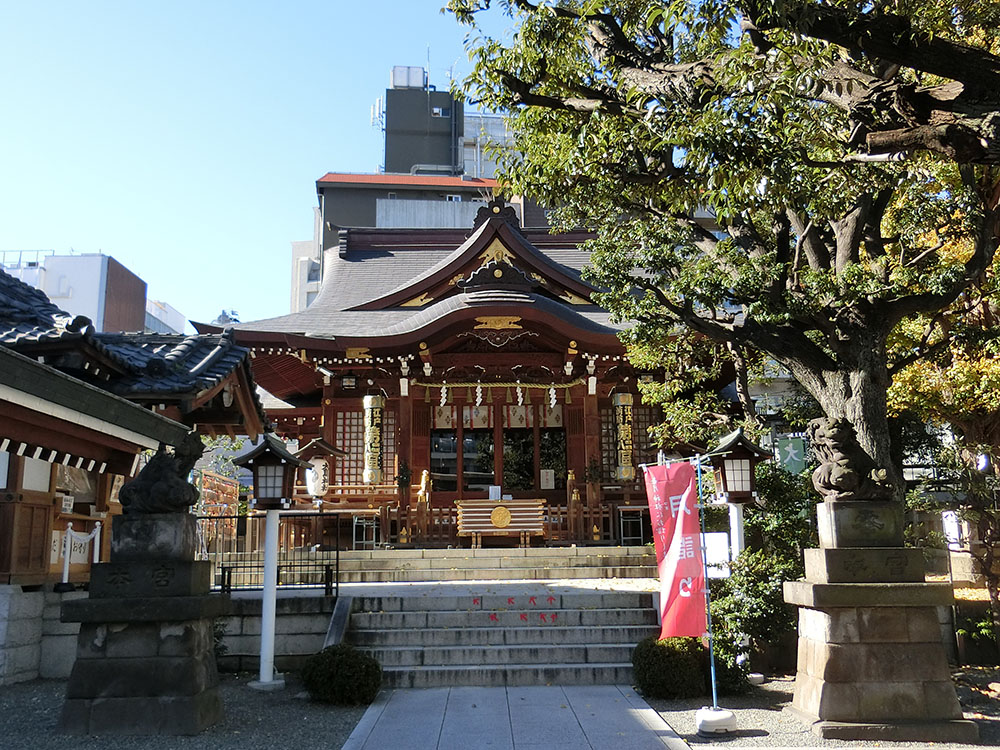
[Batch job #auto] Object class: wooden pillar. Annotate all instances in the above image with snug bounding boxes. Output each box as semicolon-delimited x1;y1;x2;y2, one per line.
398;391;413;482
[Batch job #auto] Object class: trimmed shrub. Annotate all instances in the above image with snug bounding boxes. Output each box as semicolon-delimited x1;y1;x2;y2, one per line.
632;636;706;699
301;644;382;705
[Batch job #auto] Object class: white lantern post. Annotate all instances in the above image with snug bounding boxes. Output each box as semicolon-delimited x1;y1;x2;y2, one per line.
235;434;309;692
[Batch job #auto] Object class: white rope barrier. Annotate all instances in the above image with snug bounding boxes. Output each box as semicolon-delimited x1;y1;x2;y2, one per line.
60;521;102;586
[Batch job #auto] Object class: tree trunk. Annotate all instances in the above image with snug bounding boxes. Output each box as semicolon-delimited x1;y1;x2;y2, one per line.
779;327;904;501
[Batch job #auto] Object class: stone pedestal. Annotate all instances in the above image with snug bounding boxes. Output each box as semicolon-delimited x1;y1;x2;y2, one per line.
784;502;977;742
59;514;226;735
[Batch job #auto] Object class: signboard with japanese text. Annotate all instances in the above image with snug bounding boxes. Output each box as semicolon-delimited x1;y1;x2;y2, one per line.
643;461;707;638
777;436;807;474
613;393;635;481
363;394;384;484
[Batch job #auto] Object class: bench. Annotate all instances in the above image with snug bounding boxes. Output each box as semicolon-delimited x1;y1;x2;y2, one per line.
455;499;546;548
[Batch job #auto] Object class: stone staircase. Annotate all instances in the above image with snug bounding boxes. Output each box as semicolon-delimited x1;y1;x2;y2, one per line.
345;588;659;688
213;545;658;586
336;546;657;582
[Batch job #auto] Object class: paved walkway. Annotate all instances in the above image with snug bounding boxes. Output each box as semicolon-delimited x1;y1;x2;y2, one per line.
341;684;689;750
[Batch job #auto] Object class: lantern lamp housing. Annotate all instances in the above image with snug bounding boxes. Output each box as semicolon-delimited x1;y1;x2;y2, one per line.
707;428;771;504
234;433;310;509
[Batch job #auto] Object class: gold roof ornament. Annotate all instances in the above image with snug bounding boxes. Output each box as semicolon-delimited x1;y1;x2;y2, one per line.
401;293;434;307
474;316;523;330
478;238;515;265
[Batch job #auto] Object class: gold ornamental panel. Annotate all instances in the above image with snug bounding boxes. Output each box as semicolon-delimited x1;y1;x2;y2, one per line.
490;506;512;528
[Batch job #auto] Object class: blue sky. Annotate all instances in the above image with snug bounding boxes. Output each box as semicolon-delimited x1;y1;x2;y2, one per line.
0;2;501;327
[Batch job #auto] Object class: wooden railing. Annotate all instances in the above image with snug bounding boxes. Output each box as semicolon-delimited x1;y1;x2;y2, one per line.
289;478;622;548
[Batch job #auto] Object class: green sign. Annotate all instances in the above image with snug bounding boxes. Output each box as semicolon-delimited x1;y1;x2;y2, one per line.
777;437;806;474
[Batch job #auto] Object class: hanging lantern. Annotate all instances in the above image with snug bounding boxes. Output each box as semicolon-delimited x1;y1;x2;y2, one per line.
363;394;385;484
305;457;330;497
613;392;635;481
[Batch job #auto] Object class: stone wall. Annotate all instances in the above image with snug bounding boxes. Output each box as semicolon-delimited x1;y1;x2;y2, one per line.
217;596;334;673
0;586;87;685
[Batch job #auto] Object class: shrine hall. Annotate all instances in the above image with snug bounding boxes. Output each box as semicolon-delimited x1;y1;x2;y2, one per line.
198;200;672;546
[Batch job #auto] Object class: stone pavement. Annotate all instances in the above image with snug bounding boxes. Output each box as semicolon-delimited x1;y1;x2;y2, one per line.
341;684;689;750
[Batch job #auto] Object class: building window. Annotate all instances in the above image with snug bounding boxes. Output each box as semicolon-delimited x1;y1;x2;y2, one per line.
387;192;397;199
430;430;458;491
445;194;462;202
502;429;533;491
463;430;494;491
539;428;567;490
431;107;451;118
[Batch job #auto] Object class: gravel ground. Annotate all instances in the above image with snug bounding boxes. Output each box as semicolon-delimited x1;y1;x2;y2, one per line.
4;670;999;749
0;673;365;750
646;670;1000;748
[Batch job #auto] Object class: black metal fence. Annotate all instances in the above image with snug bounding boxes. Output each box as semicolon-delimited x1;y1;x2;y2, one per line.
196;511;346;594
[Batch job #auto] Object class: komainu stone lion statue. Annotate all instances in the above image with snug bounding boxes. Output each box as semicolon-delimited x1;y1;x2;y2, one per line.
118;432;204;514
808;417;893;502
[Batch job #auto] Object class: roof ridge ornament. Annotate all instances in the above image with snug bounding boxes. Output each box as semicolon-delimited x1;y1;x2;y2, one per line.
471;197;523;236
457;260;536;292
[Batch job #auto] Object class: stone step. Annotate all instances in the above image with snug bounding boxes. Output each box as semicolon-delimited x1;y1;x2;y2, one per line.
295;545;653;560
379;662;634;689
339;555;655;571
335;566;656;583
352;592;655;611
214;546;655;565
348;624;658;647
350;607;658;630
362;643;635;667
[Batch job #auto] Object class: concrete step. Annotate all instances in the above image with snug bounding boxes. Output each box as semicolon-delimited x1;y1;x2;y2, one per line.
352;592;654;610
337;555;656;571
350;607;658;630
365;643;635;667
380;662;634;689
349;624;659;647
335;566;656;583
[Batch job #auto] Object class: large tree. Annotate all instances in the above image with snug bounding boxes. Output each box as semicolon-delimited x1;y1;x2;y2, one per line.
450;0;1000;499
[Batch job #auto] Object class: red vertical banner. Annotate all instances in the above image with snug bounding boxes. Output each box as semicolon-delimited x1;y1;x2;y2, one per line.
643;461;707;638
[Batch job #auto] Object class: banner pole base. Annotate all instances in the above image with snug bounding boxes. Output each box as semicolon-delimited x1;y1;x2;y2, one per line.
696;706;737;735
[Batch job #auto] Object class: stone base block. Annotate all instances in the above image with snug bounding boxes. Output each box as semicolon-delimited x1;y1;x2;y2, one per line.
784;705;979;743
75;619;214;661
804;547;925;583
61;688;223;735
90;561;212;598
816;500;903;548
111;514;199;562
784;580;953;608
62;594;228;624
66;651;219;699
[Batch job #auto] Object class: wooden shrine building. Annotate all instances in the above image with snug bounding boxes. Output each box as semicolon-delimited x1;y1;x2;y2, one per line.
0;268;266;584
199;200;663;545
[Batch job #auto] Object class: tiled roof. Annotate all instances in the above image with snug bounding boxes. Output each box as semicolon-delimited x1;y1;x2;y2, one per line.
224;224;619;339
0;267;267;426
95;331;258;400
0;266;68;326
317;173;497;188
